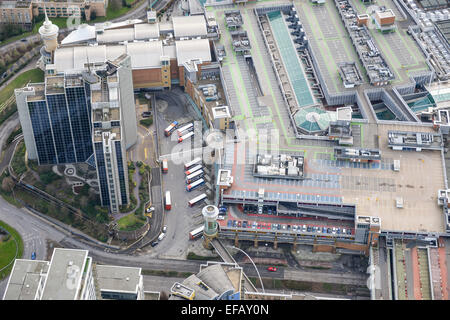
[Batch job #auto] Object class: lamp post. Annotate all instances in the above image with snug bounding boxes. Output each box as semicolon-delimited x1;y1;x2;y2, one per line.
229;245;265;293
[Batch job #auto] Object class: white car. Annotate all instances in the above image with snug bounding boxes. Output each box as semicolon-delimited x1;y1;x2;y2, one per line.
217;215;225;220
158;233;165;241
162;226;167;233
146;206;155;213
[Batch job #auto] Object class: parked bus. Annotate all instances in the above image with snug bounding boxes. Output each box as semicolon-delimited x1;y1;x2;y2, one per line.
189;225;204;240
186;170;204;184
186;178;205;192
161;159;168;173
165;191;172;210
188;193;207;207
185;164;202;176
164;121;178;136
184;157;202;170
178;131;194;143
177;123;194;136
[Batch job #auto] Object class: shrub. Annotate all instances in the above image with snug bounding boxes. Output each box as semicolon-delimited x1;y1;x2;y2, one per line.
139;117;153;127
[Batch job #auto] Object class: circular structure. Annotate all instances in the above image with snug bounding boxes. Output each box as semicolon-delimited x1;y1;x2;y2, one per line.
202;205;219;237
205;130;225;150
65;167;75;176
293;106;337;134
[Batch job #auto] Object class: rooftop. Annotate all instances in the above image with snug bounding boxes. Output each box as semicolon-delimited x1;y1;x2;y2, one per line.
96;265;142;295
3;260;49;300
172;15;207;38
175;38;211;66
41;248;88;300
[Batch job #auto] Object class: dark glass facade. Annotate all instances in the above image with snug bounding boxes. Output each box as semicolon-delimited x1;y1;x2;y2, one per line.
28;100;57;164
115;141;127;205
27;82;94;165
94;141;110;207
46;94;76;163
66;86;93;162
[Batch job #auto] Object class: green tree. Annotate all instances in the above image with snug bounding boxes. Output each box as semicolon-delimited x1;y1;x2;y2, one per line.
1;176;14;193
109;0;123;11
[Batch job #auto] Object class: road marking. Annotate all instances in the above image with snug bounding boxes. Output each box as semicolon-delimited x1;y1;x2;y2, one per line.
145;148;148;160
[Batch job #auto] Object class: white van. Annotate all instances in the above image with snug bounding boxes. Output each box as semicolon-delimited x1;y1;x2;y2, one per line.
158;233;166;241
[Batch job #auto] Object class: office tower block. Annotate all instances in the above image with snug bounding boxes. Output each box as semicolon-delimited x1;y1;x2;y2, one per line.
15;73;93;165
90;55;133;213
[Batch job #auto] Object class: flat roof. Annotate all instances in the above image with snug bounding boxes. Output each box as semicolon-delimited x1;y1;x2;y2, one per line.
41;248;88;300
175;39;211;66
54;42;164;71
212;106;231;119
96;265;141;294
172;15;207;38
3;260;49;300
126;41;163;69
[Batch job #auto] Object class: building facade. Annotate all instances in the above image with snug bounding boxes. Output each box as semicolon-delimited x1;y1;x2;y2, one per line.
15;73;94;165
32;0;107;21
0;1;33;28
89;56;134;213
2;248;146;300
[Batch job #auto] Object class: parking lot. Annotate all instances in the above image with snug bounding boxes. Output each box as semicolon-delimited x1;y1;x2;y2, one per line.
146;90;212;258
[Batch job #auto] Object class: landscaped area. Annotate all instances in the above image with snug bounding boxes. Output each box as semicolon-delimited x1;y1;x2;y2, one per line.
117;213;146;231
0;220;23;280
0;68;44;127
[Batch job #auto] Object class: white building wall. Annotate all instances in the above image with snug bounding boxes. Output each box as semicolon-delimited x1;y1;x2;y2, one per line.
117;56;138;149
14;88;38;160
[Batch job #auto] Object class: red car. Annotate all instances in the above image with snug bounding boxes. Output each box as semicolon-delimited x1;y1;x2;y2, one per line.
267;266;277;272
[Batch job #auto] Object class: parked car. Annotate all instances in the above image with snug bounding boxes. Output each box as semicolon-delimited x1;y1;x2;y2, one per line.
158;233;165;241
267;266;278;272
327;228;332;234
277;224;281;230
146;206;155;213
307;226;311;232
317;227;321;233
342;228;346;234
237;221;242;228
242;221;248;228
162;226;167;233
292;225;297;232
151;241;158;247
31;252;36;260
302;225;307;232
227;220;233;227
217;215;225;220
233;220;238;227
282;224;287;230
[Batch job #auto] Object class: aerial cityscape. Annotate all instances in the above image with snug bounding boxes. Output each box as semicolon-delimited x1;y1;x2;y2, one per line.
0;0;449;304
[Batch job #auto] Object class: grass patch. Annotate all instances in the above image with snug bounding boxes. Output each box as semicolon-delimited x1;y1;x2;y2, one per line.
186;252;220;261
139;117;153;128
116;213;146;231
0;68;44;103
141;269;194;278
0;220;24;280
11;141;27;176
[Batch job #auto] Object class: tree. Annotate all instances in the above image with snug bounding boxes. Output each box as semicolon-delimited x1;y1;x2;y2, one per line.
11;49;20;60
109;0;123;11
90;9;97;21
1;176;14;193
17;43;27;54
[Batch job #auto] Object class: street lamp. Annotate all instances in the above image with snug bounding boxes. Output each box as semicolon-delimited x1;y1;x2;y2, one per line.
229;245;265;293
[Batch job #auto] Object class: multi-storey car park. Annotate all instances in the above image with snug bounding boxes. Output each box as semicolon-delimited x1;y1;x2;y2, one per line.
12;0;450;300
197;0;450;300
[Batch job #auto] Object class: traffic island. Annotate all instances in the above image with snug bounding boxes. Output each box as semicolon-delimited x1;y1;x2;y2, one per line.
0;220;23;280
